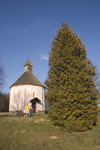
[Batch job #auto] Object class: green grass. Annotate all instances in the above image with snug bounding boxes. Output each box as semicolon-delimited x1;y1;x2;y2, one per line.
0;113;100;150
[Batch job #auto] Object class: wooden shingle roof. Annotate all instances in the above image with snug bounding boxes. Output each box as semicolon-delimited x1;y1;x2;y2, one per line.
24;59;33;67
10;72;44;88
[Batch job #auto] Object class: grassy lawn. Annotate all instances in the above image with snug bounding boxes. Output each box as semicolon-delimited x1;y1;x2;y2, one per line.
0;113;100;150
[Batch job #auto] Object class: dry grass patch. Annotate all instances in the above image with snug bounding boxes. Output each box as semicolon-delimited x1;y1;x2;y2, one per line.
18;121;21;122
34;120;39;123
50;136;57;140
34;118;45;123
40;118;44;122
29;118;33;121
21;130;26;133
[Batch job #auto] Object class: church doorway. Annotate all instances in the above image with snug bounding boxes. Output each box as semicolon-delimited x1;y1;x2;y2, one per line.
30;97;41;114
32;102;36;113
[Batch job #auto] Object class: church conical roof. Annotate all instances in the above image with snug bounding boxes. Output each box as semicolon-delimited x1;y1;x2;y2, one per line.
10;59;45;88
10;72;44;88
24;59;33;67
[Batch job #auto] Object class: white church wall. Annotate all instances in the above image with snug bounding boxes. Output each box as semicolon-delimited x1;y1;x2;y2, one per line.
9;85;45;112
37;87;45;111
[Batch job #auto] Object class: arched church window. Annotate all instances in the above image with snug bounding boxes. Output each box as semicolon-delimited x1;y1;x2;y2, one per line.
33;92;35;97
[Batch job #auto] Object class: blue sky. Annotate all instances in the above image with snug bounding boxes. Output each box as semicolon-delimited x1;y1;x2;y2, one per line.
0;0;100;93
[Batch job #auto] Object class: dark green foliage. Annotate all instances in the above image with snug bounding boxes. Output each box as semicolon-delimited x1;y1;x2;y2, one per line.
45;23;99;132
0;93;9;112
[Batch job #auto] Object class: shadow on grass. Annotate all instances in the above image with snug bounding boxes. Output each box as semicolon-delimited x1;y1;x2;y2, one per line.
0;115;24;117
0;113;42;118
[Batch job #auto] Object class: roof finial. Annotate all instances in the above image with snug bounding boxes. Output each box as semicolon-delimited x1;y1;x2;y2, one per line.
24;59;33;67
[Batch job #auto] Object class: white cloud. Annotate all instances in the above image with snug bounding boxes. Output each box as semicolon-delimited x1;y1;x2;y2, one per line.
41;54;48;60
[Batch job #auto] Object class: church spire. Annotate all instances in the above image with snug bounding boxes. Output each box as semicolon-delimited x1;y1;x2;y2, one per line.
24;59;33;73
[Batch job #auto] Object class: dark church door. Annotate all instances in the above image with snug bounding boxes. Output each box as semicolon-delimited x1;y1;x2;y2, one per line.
32;103;36;113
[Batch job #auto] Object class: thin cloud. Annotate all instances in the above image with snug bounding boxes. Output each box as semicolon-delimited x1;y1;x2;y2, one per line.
2;19;57;33
41;54;48;60
20;29;27;32
20;20;42;32
20;19;57;33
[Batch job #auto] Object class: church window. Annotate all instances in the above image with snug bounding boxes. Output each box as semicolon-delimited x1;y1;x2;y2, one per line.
33;92;35;97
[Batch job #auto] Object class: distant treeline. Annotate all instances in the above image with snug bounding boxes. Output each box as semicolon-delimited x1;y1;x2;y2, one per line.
0;93;9;112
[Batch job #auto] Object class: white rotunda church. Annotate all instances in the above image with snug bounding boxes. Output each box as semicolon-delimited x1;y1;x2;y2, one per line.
9;59;48;114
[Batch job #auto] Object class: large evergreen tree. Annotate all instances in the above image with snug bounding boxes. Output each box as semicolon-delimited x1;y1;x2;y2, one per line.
45;23;99;132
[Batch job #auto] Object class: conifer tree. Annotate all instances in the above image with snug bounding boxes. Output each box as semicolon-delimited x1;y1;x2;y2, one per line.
45;23;99;132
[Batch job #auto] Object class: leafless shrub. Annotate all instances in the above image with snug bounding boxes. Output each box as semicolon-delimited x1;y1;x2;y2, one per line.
0;92;9;112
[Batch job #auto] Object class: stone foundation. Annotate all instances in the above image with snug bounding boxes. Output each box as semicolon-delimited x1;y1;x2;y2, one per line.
9;110;46;115
37;110;45;114
9;110;23;115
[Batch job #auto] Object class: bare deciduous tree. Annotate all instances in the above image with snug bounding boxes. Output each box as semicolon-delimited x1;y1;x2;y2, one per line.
10;89;31;115
0;54;5;92
0;93;9;112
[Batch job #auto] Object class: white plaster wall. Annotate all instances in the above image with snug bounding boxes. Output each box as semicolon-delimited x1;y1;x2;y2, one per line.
24;66;32;72
9;85;45;111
